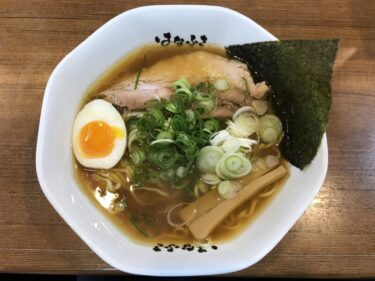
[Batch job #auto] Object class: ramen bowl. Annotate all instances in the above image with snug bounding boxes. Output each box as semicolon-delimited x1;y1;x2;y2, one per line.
36;5;328;276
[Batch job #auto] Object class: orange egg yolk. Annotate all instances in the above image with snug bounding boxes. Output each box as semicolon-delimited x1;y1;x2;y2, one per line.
79;121;123;158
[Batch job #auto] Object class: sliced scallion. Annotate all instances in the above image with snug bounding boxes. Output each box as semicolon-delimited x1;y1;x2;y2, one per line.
172;77;191;90
198;98;216;113
259;114;282;144
160;168;175;181
156;131;173;140
204;119;219;133
201;173;221;185
218;180;242;199
232;112;259;137
213;78;230;91
221;137;240;153
196;146;224;174
150;139;175;146
165;102;178;113
216;153;252;179
176;166;188;178
134;55;147;90
130;150;145;166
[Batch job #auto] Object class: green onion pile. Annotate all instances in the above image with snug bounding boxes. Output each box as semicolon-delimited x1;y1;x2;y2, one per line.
127;78;219;190
125;77;284;199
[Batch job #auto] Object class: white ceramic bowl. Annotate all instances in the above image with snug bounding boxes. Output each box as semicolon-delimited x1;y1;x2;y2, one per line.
36;5;328;276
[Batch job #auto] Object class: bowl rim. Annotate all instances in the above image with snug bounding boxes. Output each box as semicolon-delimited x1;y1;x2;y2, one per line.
36;4;328;276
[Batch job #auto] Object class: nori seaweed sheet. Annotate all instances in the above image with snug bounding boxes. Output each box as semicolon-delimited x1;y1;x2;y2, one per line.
226;39;338;169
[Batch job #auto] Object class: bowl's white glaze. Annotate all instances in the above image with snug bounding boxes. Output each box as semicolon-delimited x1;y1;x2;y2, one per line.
36;5;328;276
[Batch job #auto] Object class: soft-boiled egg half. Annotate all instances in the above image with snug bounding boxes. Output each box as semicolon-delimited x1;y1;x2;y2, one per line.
72;99;126;169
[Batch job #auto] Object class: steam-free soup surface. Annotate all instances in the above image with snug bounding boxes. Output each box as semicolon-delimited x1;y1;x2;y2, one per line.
74;44;288;245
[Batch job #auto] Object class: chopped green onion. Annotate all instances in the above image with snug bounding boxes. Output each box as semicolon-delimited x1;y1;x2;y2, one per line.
136;108;164;131
196;81;213;95
130;150;145;166
216;153;252;179
160;168;176;181
133;77;233;188
259;114;282;144
260;114;282;131
211;130;256;151
198;98;216;113
175;87;195;100
176;166;188;178
185;109;196;129
165;102;178;113
185;109;195;121
232;106;255;120
225;155;243;172
176;132;198;157
126;117;139;131
197;146;224;174
150;139;175;145
134;55;147;90
237;137;257;150
260;128;279;144
147;147;182;170
171;114;189;132
163;118;172;131
195;91;212;101
231;112;259;137
210;130;231;146
227;120;251;138
221;137;240;153
201;173;221;185
156;131;173;140
218;181;242;199
126;111;145;119
171;78;196;100
204;119;219;133
194;180;210;197
213;78;230;91
148;108;165;127
172;77;191;90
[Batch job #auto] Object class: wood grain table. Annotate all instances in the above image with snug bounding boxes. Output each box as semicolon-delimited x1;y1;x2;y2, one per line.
1;0;374;278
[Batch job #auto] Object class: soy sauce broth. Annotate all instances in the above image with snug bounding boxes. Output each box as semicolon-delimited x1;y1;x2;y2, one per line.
74;43;288;245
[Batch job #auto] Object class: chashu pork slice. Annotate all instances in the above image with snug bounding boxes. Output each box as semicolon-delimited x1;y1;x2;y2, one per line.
100;51;269;110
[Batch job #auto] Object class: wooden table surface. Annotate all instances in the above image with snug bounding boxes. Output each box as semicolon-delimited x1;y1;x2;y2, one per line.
1;0;374;278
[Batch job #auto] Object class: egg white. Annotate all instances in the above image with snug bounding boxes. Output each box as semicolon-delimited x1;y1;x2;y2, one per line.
72;99;126;169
